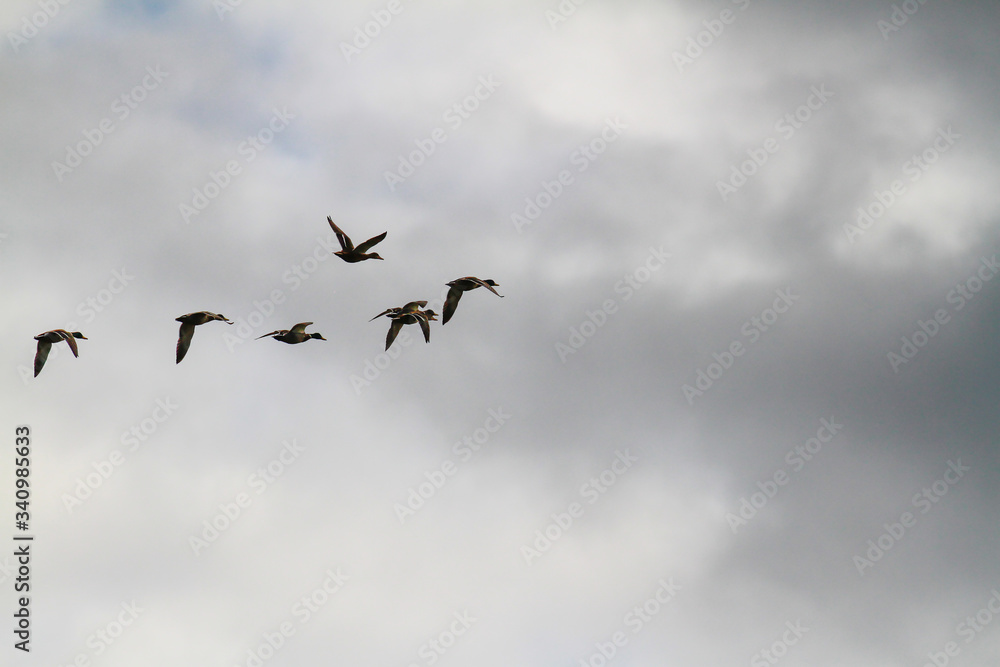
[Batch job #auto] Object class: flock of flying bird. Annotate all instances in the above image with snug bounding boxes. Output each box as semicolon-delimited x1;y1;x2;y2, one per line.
31;217;503;376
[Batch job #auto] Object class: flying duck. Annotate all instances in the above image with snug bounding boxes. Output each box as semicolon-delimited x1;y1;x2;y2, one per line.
442;277;502;324
33;329;87;377
372;302;437;350
327;216;386;263
175;311;233;363
256;322;326;344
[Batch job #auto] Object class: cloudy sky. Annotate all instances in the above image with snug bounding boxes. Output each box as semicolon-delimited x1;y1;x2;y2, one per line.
3;0;1000;665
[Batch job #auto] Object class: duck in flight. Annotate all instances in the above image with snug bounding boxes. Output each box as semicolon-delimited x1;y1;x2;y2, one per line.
33;329;87;377
371;301;437;350
256;322;326;344
175;311;233;363
327;217;386;263
442;277;502;324
369;300;427;322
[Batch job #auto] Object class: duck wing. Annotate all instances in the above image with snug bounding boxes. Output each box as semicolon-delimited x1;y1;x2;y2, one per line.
327;217;353;251
417;312;431;343
476;279;503;297
442;285;463;324
385;318;404;351
61;331;81;357
176;322;196;363
354;231;387;253
33;339;52;377
401;300;427;312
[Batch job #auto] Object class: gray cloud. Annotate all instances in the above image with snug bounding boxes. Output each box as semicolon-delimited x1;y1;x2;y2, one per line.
2;0;999;665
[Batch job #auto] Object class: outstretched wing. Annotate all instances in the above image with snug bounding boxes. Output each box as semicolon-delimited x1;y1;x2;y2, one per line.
385;318;404;351
442;285;463;324
33;339;52;377
176;322;196;363
354;231;387;254
61;331;80;357
417;312;431;343
289;322;313;334
474;278;503;297
401;300;428;312
327;217;353;251
256;330;283;340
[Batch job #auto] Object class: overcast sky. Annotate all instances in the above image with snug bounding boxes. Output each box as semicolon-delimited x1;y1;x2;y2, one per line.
3;1;1000;665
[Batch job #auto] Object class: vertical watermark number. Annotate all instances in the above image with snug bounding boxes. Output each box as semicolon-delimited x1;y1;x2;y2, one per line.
13;425;32;652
